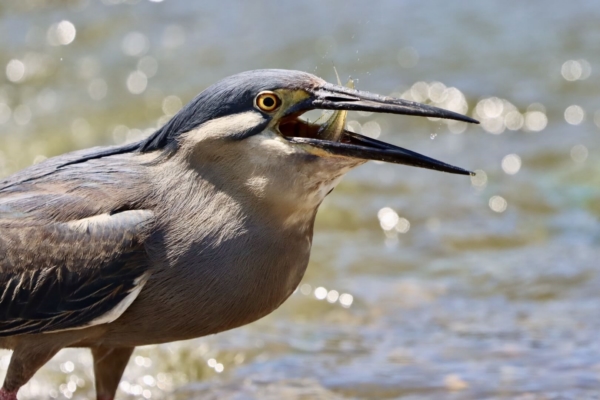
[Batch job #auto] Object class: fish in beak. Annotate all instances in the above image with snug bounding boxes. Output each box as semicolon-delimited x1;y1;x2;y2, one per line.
278;82;478;176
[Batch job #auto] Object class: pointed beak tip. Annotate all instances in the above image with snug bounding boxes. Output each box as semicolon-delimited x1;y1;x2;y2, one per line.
447;167;476;176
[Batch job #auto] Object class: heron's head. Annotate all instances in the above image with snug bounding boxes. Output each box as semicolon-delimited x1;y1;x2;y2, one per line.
142;69;477;210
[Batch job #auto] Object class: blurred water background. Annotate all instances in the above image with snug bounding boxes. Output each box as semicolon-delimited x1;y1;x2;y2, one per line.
1;1;600;399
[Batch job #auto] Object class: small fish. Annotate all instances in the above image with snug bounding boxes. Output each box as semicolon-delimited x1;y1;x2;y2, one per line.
318;69;354;142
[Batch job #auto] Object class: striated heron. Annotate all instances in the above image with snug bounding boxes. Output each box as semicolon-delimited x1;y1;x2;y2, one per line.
0;69;477;400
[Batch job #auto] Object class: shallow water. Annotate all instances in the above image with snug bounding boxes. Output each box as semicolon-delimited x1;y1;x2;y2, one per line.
1;1;600;399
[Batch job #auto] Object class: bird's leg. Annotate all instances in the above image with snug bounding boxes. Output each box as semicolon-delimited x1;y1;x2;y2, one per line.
91;346;135;400
0;388;17;400
2;343;62;399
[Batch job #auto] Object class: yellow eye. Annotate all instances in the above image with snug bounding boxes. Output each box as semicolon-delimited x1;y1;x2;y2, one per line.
255;91;281;112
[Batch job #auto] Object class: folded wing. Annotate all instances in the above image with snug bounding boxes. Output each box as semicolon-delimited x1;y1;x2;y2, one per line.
0;195;154;336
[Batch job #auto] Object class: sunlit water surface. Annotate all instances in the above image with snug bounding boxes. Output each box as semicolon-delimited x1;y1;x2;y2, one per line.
1;1;600;399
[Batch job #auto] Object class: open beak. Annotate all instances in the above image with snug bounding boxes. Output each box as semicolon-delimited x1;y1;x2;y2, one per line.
279;83;478;176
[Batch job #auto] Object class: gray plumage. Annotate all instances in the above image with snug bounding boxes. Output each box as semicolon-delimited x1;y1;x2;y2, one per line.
0;69;477;400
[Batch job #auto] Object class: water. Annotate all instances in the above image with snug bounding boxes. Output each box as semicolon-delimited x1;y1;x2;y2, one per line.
1;1;600;399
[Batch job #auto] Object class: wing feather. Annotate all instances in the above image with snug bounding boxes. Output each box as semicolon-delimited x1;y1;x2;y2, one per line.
0;204;154;336
0;148;154;336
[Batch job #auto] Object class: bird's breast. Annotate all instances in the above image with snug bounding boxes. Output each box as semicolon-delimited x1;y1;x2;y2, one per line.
104;189;315;345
